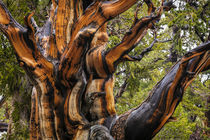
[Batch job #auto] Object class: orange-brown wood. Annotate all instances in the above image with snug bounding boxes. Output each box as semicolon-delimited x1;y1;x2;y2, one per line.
0;0;208;139
30;88;41;139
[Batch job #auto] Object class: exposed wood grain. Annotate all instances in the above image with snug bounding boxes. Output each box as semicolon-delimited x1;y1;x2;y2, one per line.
0;0;208;139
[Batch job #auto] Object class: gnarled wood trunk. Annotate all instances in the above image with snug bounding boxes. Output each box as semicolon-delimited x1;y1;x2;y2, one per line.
0;0;209;139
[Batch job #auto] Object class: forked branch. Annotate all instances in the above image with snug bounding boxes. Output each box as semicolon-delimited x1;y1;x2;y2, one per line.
0;1;53;80
105;0;176;73
58;0;143;86
105;15;161;73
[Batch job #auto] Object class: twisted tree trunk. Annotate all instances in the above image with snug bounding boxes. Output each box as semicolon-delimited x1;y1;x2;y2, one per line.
0;0;209;139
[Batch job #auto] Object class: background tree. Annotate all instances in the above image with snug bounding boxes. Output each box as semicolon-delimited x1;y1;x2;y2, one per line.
0;0;209;139
0;0;49;138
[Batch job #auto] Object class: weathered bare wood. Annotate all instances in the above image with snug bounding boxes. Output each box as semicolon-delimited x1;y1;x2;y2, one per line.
111;41;210;140
0;0;208;139
58;0;139;86
105;15;160;73
30;87;41;139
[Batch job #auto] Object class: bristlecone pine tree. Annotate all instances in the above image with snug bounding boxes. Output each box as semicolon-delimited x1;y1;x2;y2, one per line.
0;0;209;139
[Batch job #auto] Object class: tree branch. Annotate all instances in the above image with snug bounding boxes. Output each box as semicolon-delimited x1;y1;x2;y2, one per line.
62;0;139;57
85;0;175;82
194;26;205;43
55;0;83;54
59;0;165;86
67;0;139;46
115;74;130;103
103;0;178;73
0;1;63;139
122;32;158;61
124;37;172;62
102;0;138;19
59;27;98;87
111;41;210;139
0;0;54;80
105;13;162;73
144;0;156;15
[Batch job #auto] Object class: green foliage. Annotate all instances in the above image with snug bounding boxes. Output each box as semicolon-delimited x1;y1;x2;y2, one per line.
154;76;209;139
0;0;49;139
2;0;49;25
112;0;209;139
0;0;209;139
154;104;197;139
0;106;7;122
0;34;25;96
